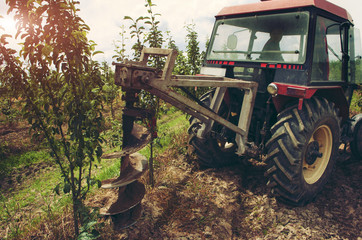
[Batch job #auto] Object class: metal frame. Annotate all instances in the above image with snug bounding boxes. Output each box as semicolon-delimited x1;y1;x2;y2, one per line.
113;48;258;155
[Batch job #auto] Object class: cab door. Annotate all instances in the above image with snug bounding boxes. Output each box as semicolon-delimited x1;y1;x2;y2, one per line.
311;16;344;83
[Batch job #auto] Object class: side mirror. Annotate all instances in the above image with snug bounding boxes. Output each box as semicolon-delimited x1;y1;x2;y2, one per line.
227;34;238;50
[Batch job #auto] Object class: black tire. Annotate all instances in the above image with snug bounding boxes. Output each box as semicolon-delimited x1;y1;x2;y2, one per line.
265;97;341;206
188;89;239;168
350;113;362;160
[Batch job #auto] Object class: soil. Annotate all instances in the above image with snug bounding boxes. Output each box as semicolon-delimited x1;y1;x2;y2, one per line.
0;123;49;196
1;122;361;239
88;142;362;240
0;122;42;156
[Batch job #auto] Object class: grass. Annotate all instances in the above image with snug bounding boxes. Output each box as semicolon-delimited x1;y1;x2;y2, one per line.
350;88;362;115
0;108;189;239
4;92;358;239
97;107;189;182
0;150;51;175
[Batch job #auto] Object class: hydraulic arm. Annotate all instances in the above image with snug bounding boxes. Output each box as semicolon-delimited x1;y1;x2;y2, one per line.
113;48;258;155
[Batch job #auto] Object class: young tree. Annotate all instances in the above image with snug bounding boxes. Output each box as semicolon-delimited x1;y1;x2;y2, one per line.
101;61;118;118
113;25;128;62
185;23;201;75
2;0;105;236
144;0;164;69
165;30;177;51
163;30;187;76
182;23;210;98
123;16;145;61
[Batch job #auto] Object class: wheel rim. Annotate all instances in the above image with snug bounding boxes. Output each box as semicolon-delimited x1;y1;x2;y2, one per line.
303;124;333;184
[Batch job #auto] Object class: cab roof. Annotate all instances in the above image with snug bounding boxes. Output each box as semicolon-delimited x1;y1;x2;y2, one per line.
217;0;353;23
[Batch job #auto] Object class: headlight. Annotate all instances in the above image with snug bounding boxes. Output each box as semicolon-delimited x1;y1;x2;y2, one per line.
267;83;278;96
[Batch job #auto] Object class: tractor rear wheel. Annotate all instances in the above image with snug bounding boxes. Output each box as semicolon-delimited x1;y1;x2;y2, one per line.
265;97;340;206
188;89;239;168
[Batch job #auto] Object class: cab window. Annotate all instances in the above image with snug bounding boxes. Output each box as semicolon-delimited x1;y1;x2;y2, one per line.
311;16;343;81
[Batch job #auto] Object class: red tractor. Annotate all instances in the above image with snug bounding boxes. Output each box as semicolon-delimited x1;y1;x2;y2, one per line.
111;0;361;214
187;0;362;206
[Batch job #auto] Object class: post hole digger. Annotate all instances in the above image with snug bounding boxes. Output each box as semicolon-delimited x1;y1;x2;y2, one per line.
98;0;361;229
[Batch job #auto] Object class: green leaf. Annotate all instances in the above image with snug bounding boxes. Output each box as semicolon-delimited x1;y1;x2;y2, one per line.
54;184;60;195
95;146;102;158
63;183;71;194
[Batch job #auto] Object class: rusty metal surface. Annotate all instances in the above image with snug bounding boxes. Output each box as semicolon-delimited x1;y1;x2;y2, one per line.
114;61;158;88
99;181;146;216
111;204;143;230
101;123;151;159
101;153;148;189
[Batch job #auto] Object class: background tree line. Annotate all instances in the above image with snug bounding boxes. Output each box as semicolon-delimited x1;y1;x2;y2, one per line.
113;0;207;78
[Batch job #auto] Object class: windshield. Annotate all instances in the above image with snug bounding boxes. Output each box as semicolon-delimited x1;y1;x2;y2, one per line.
207;11;310;64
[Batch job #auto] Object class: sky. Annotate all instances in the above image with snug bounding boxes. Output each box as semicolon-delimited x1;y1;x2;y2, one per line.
1;0;362;64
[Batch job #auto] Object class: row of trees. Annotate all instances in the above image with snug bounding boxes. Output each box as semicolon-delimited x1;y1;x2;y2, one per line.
114;0;206;76
0;0;207;238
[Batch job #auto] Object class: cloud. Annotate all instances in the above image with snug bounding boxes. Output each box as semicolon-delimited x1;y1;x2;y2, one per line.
78;0;362;64
77;0;246;63
1;0;361;64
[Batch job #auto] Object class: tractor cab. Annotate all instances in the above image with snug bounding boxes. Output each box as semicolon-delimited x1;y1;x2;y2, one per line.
204;0;362;103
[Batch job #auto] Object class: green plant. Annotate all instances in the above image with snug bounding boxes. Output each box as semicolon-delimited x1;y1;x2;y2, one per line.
0;97;21;126
144;0;164;69
0;150;51;176
0;141;9;161
2;0;105;236
123;16;146;61
77;206;101;240
100;61;119;118
102;118;123;148
1;200;22;238
185;23;201;76
350;89;362;114
113;25;128;62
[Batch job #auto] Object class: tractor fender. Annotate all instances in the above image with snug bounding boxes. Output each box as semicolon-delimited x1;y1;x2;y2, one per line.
270;83;349;121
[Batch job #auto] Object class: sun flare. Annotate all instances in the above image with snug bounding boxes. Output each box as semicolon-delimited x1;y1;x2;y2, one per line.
0;14;17;35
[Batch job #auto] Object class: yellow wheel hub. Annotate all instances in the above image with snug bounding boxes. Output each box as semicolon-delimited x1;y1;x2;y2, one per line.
303;124;333;184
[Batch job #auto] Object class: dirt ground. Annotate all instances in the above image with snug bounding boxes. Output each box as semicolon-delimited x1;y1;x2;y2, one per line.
0;122;40;156
88;145;362;240
1;123;361;239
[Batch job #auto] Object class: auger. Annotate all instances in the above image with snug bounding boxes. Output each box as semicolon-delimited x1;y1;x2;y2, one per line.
99;89;154;228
